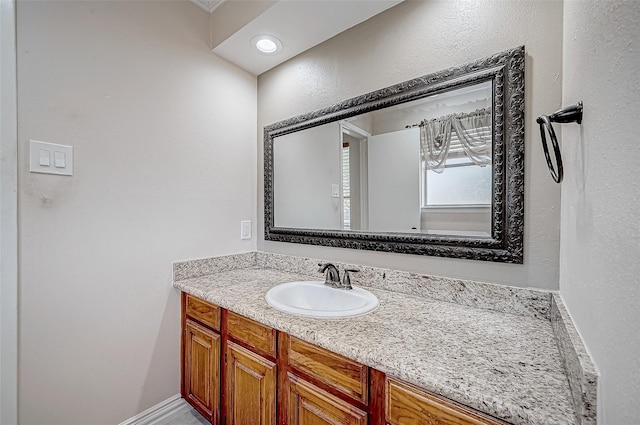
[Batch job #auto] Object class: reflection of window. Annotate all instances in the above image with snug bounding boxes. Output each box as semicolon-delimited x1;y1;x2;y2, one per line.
421;157;492;207
417;109;492;208
342;143;350;229
420;109;492;173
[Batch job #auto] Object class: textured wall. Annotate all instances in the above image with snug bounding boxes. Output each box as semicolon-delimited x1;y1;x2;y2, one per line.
17;1;256;423
258;1;564;289
559;1;640;423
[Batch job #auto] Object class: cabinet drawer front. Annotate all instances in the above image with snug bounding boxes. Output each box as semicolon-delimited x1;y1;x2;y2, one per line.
227;311;277;357
186;295;220;331
288;373;367;425
289;337;368;404
386;379;507;425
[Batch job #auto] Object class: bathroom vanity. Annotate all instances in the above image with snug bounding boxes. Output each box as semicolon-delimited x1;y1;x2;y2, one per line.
174;252;588;425
181;292;510;425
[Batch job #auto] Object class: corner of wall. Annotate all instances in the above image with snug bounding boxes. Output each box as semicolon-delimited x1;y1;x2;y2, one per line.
551;294;598;424
0;0;19;423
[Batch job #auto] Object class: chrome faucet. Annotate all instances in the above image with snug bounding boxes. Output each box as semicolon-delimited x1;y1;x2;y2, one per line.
317;263;358;290
318;263;340;287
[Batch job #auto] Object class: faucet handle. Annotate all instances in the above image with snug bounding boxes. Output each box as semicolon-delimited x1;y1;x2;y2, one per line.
341;268;359;290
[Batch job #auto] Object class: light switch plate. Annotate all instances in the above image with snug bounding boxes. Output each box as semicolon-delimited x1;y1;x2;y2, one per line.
30;140;73;176
240;221;252;240
331;184;340;198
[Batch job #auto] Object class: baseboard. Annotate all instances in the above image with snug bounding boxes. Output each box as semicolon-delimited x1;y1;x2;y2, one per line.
119;394;191;425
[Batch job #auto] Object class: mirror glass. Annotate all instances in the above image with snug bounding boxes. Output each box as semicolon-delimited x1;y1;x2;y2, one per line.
273;81;492;237
264;46;525;263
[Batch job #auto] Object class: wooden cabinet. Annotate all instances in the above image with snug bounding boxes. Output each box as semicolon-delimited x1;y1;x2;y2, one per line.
184;319;220;423
186;294;221;330
181;293;511;425
227;311;277;358
386;379;508;425
288;373;368;425
225;341;276;425
288;337;368;404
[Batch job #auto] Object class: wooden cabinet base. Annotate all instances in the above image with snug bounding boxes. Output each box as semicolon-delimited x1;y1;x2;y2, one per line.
181;293;511;425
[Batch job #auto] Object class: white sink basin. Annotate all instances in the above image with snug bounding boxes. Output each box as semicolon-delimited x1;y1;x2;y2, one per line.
265;281;379;318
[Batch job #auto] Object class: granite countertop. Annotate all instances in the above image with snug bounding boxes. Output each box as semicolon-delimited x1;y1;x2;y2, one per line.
174;266;575;425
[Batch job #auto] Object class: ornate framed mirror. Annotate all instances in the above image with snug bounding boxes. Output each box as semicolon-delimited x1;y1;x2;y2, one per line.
264;46;525;263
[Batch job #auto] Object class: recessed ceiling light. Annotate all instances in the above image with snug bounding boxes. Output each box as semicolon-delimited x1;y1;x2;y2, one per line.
251;35;283;54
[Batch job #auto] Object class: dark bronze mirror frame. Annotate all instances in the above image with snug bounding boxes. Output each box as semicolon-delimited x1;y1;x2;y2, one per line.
264;46;525;263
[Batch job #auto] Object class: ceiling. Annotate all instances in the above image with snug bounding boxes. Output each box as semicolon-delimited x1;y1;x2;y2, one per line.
192;0;403;76
191;0;224;14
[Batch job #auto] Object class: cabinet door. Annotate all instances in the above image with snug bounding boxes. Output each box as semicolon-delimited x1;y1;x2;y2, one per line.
185;320;220;423
225;341;276;425
288;373;367;425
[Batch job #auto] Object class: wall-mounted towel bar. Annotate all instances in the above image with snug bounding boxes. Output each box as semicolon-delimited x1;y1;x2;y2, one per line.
537;101;583;183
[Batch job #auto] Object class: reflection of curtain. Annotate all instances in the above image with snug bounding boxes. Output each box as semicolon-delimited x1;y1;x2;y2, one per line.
419;108;492;173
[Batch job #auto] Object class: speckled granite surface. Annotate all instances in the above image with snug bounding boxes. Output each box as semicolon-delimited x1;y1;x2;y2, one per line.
551;294;598;425
174;266;576;425
173;252;256;281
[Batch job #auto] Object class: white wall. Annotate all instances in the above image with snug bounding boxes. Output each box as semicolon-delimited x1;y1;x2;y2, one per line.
17;2;256;424
1;0;18;423
274;122;341;229
258;0;564;289
559;1;640;423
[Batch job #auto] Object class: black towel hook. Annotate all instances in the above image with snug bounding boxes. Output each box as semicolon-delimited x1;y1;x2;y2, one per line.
537;101;583;183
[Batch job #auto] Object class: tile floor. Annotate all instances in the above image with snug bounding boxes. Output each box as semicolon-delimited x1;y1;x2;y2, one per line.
162;407;209;425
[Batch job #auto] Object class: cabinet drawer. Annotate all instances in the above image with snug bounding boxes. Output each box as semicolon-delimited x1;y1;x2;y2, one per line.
288;336;368;404
186;295;220;331
386;379;507;425
227;311;277;357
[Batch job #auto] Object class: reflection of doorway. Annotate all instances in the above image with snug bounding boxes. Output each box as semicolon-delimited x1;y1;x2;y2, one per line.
367;128;421;233
340;122;369;231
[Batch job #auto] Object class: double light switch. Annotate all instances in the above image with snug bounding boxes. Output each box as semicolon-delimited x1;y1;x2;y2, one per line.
30;140;73;176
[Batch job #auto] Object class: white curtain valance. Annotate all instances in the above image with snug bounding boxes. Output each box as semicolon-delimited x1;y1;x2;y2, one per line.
416;108;492;173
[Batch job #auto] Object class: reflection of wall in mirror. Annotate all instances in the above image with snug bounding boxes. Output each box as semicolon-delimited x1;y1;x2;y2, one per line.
273;84;493;235
344;83;492;235
420;207;491;236
372;82;492;136
274;122;341;229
